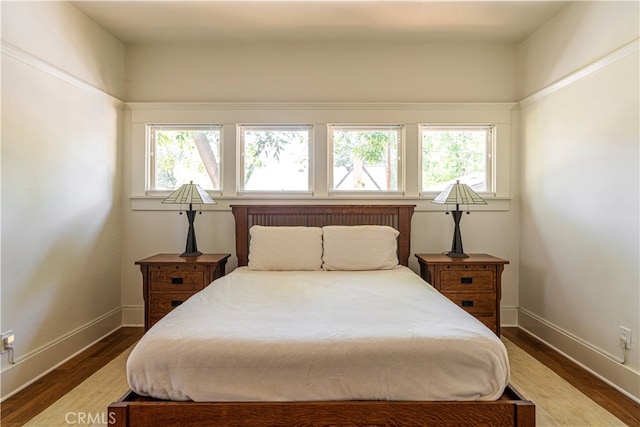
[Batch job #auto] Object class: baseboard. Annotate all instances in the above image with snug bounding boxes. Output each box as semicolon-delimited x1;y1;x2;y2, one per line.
0;308;122;401
500;306;519;327
121;305;144;327
519;308;640;403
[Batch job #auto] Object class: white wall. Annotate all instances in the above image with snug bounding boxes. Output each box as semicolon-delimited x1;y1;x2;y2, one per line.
125;41;518;102
518;1;639;400
1;1;124;399
518;1;639;99
121;42;522;326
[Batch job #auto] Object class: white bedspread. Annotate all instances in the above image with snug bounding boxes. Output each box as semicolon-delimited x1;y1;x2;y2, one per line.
127;266;509;402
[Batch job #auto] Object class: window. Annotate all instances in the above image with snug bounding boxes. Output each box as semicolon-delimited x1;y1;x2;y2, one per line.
329;125;403;193
420;125;493;193
148;124;221;192
131;103;512;211
239;125;312;192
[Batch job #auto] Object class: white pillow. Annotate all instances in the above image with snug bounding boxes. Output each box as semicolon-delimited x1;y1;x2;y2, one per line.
322;225;400;271
248;226;323;271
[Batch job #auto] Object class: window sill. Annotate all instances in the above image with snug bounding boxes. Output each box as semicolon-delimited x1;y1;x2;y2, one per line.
129;195;512;212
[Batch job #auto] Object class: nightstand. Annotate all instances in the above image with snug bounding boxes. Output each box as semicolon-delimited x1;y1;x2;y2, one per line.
415;253;508;336
136;253;231;330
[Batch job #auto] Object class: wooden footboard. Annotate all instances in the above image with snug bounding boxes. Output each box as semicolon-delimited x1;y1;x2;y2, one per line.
108;385;535;427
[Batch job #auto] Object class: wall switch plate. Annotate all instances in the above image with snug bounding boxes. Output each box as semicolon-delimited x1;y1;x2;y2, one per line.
620;326;632;350
1;331;14;353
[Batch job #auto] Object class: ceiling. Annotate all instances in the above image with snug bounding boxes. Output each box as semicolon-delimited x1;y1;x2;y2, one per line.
71;0;569;44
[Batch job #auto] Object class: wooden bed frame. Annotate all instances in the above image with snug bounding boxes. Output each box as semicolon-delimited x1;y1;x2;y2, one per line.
108;204;535;427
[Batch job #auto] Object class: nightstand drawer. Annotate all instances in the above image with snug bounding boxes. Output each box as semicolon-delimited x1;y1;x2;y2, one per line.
150;267;205;291
150;292;192;315
440;269;495;292
415;254;508;336
136;254;230;330
446;293;495;316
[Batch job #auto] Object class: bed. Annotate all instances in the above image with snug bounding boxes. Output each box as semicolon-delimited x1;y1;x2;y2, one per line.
109;204;535;427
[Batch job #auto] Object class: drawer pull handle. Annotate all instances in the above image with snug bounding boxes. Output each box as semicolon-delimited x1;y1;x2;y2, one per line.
171;300;183;307
460;277;473;284
461;300;474;307
171;277;184;285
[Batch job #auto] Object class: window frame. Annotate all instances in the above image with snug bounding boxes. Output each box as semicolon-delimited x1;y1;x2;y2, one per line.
237;124;314;195
327;124;405;196
418;124;495;196
146;123;223;195
128;102;513;211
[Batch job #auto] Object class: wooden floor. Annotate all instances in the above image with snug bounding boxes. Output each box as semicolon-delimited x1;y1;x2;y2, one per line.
1;326;638;426
0;327;143;427
501;327;640;426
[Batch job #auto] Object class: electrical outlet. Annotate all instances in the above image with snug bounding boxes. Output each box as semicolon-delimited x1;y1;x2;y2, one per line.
620;326;632;350
1;331;14;353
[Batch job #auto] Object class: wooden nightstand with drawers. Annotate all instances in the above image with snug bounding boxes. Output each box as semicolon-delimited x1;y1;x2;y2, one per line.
136;253;231;331
415;253;508;336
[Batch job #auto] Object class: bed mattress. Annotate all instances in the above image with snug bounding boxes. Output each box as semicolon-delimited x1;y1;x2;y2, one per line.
127;266;509;402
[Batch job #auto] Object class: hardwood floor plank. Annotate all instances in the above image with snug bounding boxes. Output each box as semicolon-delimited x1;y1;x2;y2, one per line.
502;327;640;426
0;327;143;426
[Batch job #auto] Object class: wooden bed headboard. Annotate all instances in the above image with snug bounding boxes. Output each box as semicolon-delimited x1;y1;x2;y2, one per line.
231;204;415;267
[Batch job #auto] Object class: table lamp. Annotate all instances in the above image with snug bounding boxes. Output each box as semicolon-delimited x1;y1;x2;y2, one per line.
162;181;216;257
432;180;486;258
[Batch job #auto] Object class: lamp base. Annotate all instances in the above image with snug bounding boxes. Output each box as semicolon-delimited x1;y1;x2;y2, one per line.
447;209;468;258
181;208;201;258
446;250;469;258
180;250;202;258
